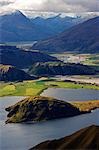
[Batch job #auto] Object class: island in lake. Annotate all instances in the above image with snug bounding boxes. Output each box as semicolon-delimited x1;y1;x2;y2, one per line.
5;96;99;124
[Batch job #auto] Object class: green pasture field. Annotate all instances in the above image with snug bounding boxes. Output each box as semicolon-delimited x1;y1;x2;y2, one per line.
0;78;99;97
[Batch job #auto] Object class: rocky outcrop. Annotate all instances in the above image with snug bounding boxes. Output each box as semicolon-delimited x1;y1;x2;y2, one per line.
31;125;99;150
0;64;36;81
5;96;84;123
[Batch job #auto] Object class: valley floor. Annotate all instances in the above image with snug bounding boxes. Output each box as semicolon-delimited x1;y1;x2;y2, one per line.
0;76;99;97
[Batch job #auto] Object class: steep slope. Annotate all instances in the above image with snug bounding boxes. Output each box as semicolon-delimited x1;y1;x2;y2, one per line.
0;64;35;81
0;10;51;42
0;45;58;68
5;96;83;123
32;17;99;53
31;125;99;150
28;62;96;76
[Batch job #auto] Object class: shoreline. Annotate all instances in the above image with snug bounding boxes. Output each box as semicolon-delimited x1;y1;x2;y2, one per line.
64;77;99;85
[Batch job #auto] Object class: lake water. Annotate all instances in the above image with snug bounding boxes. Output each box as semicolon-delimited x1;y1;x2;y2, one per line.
0;96;99;150
41;88;99;101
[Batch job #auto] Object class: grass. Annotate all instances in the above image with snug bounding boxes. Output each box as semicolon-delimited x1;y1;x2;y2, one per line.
0;84;16;96
0;81;47;97
0;79;99;97
45;81;99;90
84;54;99;66
72;100;99;111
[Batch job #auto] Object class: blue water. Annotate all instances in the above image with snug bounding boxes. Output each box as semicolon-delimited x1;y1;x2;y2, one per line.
41;88;99;101
0;96;99;150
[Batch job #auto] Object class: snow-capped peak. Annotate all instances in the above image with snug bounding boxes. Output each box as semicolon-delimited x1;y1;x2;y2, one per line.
22;11;58;19
22;10;99;19
0;9;99;20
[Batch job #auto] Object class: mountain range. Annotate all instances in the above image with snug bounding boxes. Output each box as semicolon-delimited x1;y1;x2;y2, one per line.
23;11;99;19
0;10;98;43
30;15;82;37
0;10;46;42
32;17;99;53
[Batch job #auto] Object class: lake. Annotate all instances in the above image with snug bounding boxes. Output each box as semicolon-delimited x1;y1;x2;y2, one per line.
0;96;99;150
41;88;99;101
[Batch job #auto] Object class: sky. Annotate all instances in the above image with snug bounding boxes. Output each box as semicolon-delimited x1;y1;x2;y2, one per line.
0;0;99;14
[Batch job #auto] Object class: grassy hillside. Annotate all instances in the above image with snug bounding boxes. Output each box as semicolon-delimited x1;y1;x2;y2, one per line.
72;100;99;111
0;64;36;82
28;62;97;76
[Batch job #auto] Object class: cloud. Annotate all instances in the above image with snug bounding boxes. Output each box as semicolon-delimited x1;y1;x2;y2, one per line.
65;0;99;12
0;0;14;6
0;0;98;13
40;0;87;12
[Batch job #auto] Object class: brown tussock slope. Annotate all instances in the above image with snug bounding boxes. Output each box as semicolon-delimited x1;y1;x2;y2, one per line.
31;125;99;150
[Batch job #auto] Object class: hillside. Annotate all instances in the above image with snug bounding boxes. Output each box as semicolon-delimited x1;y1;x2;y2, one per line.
31;125;99;150
5;96;83;123
0;45;58;68
28;62;97;76
32;17;99;53
31;15;81;37
0;64;35;81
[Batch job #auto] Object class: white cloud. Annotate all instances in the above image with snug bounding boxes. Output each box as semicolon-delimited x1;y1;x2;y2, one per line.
0;0;99;13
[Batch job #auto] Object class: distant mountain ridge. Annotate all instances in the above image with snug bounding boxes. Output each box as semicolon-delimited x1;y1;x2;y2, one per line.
32;17;99;53
0;10;46;42
30;15;81;36
23;11;99;19
0;10;98;43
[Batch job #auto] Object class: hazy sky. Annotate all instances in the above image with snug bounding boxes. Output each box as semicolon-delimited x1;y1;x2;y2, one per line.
0;0;99;13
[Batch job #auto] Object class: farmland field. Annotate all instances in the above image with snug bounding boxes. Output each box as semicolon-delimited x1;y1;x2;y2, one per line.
0;78;99;97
